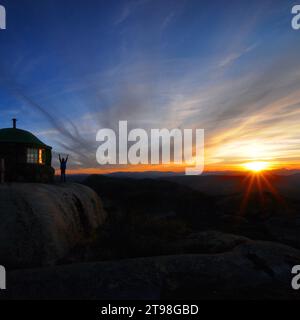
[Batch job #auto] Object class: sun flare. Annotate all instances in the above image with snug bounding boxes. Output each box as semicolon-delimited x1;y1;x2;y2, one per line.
243;161;269;173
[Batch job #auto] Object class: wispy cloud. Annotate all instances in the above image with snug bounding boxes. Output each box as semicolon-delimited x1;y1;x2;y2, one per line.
114;0;149;25
218;43;258;68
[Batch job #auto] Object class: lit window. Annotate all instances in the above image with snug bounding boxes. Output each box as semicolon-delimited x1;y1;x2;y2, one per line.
38;149;45;164
27;148;38;163
27;148;45;164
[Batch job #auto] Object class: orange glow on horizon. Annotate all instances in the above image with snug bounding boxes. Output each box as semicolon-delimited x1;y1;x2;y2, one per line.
55;164;188;175
54;160;300;176
242;161;269;173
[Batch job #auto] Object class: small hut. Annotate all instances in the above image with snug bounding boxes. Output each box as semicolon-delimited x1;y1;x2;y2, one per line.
0;119;54;182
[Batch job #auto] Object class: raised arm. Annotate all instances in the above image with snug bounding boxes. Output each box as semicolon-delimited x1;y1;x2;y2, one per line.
66;155;69;163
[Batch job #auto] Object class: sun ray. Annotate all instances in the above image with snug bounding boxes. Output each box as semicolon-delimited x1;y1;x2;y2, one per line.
239;173;256;215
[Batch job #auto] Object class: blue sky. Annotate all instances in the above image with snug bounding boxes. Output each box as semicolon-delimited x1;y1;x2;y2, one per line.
0;0;300;171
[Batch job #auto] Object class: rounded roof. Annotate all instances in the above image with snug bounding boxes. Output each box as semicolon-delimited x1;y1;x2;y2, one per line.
0;128;50;148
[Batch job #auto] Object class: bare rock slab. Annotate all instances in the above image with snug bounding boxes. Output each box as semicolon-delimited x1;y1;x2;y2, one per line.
0;183;106;268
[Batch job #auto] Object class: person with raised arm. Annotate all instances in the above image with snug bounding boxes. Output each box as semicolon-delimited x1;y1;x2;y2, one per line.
59;154;69;182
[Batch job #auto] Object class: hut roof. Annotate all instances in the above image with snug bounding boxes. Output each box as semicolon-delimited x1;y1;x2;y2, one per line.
0;128;50;148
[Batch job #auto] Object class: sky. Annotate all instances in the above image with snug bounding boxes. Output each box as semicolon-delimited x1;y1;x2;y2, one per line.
0;0;300;173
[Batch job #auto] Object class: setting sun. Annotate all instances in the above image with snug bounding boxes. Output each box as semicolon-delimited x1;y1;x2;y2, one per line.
243;161;269;172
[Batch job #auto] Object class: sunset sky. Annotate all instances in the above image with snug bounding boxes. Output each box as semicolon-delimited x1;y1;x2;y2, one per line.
0;0;300;173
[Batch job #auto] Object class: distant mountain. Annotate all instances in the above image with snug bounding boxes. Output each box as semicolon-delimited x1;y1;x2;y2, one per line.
80;171;300;197
55;174;90;183
66;169;300;182
104;171;185;179
164;173;300;197
81;173;300;248
82;174;213;219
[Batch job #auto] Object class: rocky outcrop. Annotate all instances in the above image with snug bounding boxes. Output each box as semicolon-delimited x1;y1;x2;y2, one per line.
168;230;250;254
3;235;300;300
0;183;106;268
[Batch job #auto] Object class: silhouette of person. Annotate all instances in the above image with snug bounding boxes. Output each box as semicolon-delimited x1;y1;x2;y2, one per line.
59;154;68;182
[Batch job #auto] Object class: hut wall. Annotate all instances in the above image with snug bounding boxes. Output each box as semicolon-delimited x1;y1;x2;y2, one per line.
0;142;54;183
